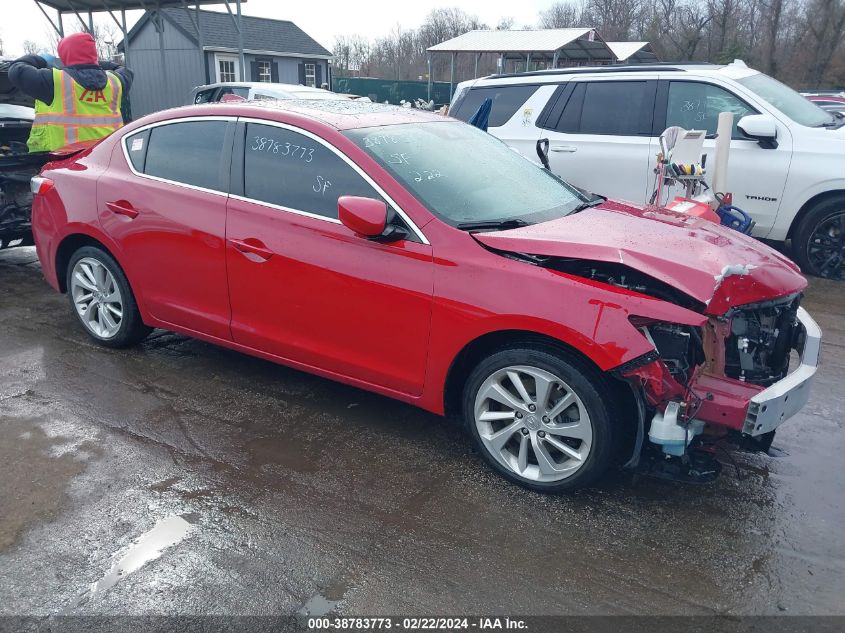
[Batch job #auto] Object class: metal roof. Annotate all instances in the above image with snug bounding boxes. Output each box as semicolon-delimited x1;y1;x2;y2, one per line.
605;41;659;63
427;28;608;55
33;0;230;10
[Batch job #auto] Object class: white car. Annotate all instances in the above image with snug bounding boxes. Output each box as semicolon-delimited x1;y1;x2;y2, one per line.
450;61;845;279
189;81;347;104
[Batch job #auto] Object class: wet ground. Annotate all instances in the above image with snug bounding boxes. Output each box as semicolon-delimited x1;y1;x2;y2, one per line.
0;246;844;617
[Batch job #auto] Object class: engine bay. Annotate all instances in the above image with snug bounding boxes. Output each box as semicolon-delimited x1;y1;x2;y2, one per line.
724;295;801;386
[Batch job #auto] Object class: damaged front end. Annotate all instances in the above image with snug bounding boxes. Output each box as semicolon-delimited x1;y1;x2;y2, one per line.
500;250;819;483
472;203;820;483
614;278;820;483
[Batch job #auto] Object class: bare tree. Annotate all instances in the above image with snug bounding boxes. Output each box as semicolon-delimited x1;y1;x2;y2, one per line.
803;0;845;86
327;1;845;89
496;17;515;30
539;1;585;28
22;40;42;56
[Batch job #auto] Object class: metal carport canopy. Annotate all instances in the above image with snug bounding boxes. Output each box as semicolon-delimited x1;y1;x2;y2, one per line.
33;1;248;72
33;0;248;110
426;28;615;100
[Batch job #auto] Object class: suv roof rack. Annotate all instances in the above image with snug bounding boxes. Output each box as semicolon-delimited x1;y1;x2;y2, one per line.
487;62;721;80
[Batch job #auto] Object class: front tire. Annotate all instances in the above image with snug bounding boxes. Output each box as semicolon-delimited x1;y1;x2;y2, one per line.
792;195;845;280
462;345;618;493
66;246;151;348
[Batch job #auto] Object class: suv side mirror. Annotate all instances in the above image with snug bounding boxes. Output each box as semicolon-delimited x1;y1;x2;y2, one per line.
737;114;779;149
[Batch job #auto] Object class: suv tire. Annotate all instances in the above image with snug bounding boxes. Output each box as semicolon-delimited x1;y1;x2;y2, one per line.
792;194;845;280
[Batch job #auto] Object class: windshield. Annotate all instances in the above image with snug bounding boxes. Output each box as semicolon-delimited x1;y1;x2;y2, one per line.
737;73;834;127
344;121;586;227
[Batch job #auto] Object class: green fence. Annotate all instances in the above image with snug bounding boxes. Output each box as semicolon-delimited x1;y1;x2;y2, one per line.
333;77;454;106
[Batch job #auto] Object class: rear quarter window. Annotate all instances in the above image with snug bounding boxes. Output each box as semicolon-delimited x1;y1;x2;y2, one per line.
451;85;540;127
193;88;217;104
123;129;150;172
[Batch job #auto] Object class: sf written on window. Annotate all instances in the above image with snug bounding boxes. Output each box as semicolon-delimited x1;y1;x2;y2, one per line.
243;123;383;219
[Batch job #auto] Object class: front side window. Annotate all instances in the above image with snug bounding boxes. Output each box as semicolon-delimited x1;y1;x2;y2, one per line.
305;63;316;87
244;123;381;219
666;81;755;137
737;73;834;127
450;85;540;127
345;121;586;227
257;60;271;83
142;121;228;191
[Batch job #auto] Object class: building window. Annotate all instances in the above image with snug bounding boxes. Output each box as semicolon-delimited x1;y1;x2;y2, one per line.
217;56;238;82
305;63;316;87
257;60;271;82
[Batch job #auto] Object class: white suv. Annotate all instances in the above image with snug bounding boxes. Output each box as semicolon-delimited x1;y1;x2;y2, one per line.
450;62;845;279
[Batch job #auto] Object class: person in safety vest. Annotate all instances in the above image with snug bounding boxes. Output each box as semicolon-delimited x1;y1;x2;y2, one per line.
8;32;133;153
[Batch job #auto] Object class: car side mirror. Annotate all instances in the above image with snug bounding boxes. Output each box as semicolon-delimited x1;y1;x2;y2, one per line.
338;194;396;237
737;114;779;149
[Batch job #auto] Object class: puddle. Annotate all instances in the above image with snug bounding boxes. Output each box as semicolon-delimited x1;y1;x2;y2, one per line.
296;579;349;618
63;514;198;612
297;592;339;617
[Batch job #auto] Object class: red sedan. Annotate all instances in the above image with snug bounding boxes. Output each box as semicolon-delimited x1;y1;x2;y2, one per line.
30;100;820;491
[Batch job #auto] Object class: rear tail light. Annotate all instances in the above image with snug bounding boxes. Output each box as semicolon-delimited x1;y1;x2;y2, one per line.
30;176;55;195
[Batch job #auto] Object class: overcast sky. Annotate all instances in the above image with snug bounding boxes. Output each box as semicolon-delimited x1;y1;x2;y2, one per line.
0;0;552;58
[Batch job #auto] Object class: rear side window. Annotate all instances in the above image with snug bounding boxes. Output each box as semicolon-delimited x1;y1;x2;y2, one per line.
543;81;652;136
143;121;228;190
578;81;649;135
124;129;150;172
666;81;756;137
243;123;382;219
450;85;540;127
193;88;217;104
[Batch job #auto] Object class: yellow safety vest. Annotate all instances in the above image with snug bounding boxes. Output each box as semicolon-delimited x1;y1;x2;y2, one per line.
28;67;123;153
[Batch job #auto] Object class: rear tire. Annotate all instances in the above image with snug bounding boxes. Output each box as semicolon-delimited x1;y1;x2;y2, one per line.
462;345;618;493
792;195;845;280
66;246;151;348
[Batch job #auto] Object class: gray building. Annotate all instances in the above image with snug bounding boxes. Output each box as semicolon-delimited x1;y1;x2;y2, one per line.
118;8;333;117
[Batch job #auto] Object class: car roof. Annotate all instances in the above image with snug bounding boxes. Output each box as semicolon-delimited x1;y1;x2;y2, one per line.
148;99;448;131
464;61;760;87
193;82;328;93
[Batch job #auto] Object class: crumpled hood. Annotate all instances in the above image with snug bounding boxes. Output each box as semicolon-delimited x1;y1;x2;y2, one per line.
473;200;807;315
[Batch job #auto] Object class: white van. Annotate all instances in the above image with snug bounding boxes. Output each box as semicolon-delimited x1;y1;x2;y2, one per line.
450;61;845;279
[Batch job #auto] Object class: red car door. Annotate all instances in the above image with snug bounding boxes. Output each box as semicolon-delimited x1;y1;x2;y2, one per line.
225;121;433;395
98;118;234;340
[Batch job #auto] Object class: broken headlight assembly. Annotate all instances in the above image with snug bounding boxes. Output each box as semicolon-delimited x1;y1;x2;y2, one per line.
723;294;802;386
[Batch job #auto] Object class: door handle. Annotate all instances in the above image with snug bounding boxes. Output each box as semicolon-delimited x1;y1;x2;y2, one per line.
105;200;139;219
230;238;274;261
550;145;578;153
